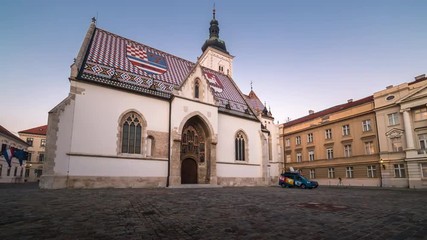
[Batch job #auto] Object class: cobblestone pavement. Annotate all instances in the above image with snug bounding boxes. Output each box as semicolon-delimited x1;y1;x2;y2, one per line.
0;183;426;240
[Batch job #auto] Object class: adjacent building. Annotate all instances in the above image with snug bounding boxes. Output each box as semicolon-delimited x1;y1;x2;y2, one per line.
279;96;381;187
374;74;427;188
18;125;47;182
0;125;29;183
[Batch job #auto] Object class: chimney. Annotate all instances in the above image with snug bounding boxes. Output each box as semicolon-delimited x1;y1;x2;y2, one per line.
309;110;314;115
347;99;353;103
386;85;393;89
415;74;426;81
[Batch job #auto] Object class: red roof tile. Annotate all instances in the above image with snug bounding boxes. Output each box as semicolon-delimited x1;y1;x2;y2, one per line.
18;125;48;135
244;90;265;114
283;96;374;127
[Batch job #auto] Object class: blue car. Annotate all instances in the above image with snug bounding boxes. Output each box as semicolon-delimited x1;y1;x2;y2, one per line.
279;172;318;189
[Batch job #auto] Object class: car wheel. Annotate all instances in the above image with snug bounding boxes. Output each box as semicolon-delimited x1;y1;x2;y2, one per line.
300;184;306;189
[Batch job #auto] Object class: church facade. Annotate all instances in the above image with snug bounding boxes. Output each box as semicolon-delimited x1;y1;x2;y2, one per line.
40;12;281;189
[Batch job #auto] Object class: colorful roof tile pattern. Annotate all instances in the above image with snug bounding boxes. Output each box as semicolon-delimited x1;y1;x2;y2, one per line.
79;27;254;117
18;125;48;135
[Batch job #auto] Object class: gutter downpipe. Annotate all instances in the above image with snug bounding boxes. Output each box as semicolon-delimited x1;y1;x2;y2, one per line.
166;95;174;187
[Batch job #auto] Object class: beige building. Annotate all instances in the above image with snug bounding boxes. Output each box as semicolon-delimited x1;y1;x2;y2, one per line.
374;74;427;188
0;125;29;183
279;96;381;187
18;125;47;182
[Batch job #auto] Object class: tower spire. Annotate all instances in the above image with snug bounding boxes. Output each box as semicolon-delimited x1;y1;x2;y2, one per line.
201;5;229;54
213;3;216;20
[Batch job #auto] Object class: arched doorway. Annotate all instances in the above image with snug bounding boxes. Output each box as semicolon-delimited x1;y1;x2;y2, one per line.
180;115;210;184
181;158;198;184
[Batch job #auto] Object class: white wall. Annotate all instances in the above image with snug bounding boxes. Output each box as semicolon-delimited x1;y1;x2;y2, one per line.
54;97;75;175
70;82;169;155
216;114;263;178
69;156;167;177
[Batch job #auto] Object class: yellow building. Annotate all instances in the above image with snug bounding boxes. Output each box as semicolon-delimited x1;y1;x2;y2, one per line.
374;74;427;188
279;96;381;187
18;125;47;182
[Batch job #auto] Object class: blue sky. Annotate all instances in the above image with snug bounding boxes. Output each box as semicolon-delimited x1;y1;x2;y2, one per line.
1;0;426;133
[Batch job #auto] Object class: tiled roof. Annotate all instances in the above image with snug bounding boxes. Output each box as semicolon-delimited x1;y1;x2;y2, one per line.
18;125;48;135
283;96;374;127
201;67;250;114
79;27;254;117
0;125;29;146
244;90;265;114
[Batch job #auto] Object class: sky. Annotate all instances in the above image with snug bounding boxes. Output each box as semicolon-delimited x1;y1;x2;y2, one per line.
1;0;427;134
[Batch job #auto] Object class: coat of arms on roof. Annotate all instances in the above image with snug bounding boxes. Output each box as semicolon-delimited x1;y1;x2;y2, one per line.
126;44;168;75
204;72;223;93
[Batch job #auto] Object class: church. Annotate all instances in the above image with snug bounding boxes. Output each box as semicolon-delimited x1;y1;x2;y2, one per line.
40;10;281;188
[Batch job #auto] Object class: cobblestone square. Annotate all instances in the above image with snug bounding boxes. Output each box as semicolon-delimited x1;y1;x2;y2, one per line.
0;184;426;240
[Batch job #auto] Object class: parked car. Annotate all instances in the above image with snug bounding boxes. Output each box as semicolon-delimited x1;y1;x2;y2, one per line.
279;172;318;189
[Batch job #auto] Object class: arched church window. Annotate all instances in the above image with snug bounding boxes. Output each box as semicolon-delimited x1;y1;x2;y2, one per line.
121;112;143;154
195;81;200;99
235;131;247;161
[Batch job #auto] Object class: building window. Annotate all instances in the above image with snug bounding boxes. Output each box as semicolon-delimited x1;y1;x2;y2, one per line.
394;164;406;178
419;134;427;153
307;133;313;143
38;154;45;162
27;153;32;162
362;120;372;132
25;168;30;178
286;154;291;163
325;129;332;139
14;167;18;176
296;152;302;162
364;141;374;155
344;144;352;158
414;107;427;121
388;112;400;126
309;169;315;179
328;168;335;178
218;65;224;73
421;163;427;178
26;138;34;146
7;168;11;176
285;138;290;147
235;132;246;161
194;81;200;99
121;112;143;154
308;150;314;161
20;167;23;177
0;164;2;176
367;165;376;178
40;139;46;147
296;136;301;145
326;148;334;160
391;137;403;152
346;166;354;178
342;125;350;136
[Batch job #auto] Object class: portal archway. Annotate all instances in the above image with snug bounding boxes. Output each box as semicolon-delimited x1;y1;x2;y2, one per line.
179;115;211;184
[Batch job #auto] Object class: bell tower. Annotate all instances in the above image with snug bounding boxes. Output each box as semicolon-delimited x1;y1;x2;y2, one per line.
199;6;234;77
